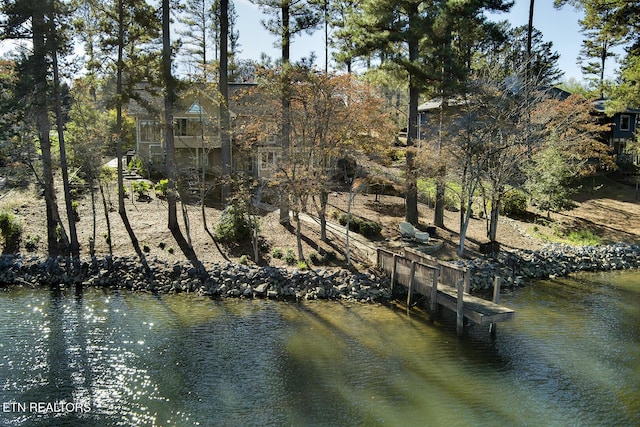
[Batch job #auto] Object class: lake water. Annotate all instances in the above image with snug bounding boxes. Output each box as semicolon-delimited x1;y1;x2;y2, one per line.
0;270;638;426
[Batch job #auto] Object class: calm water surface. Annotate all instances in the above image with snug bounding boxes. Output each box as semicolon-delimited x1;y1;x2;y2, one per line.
0;270;638;426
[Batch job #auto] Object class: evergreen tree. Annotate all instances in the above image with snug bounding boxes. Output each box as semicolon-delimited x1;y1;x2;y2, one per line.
476;25;563;87
330;0;361;72
344;0;510;226
1;0;69;255
178;0;240;81
251;0;322;225
162;0;206;274
577;0;624;97
93;0;159;269
601;0;640;108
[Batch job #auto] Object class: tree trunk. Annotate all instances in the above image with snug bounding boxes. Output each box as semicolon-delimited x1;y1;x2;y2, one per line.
458;168;480;257
89;172;96;258
345;185;357;266
98;180;113;256
32;6;63;256
279;3;291;226
319;190;328;242
116;0;149;273
404;6;420;226
220;0;231;200
163;0;178;233
294;210;304;262
181;200;192;247
201;202;230;261
52;48;80;259
527;0;535;71
163;0;205;275
248;211;259;263
488;192;500;242
434;180;446;228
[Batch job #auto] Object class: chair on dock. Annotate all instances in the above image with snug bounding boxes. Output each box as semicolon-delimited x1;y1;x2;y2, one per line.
399;222;416;238
399;222;430;243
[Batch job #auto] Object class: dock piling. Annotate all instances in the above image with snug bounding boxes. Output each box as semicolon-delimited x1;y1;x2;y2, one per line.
489;276;502;338
457;279;465;336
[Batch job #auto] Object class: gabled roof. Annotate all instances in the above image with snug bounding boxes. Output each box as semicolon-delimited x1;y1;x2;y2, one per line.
545;86;572;101
128;82;248;119
592;98;640;115
418;97;469;112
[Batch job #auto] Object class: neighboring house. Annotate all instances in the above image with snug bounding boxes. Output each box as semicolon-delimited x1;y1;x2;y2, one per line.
417;88;639;166
128;83;280;181
416;87;573;142
417;97;469;142
592;98;640;160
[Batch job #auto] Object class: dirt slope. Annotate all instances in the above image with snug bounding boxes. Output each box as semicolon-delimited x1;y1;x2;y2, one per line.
1;174;639;270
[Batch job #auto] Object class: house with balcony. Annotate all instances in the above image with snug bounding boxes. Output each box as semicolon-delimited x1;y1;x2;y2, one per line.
128;83;281;181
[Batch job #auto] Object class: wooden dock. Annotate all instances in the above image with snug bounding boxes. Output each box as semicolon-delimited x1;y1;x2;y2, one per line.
377;248;515;336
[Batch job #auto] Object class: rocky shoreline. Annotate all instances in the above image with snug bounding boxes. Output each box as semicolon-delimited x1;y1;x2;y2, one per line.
1;242;639;300
0;254;392;302
457;242;640;291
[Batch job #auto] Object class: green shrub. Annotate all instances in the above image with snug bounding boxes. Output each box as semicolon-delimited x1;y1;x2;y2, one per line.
271;247;283;259
358;220;382;237
168;246;174;254
55;224;63;244
284;249;296;265
501;189;528;217
323;250;336;262
308;251;320;265
128;157;145;176
239;255;248;265
25;234;40;252
71;201;80;221
131;181;151;200
338;213;381;237
155;179;168;199
297;260;308;270
0;211;22;250
142;243;150;253
215;203;250;243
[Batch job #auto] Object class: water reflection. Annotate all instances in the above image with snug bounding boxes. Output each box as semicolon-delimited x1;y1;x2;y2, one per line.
0;270;638;426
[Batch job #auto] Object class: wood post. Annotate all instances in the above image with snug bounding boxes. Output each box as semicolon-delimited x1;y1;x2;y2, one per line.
490;276;502;338
407;261;416;306
463;267;471;293
457;278;465;336
430;267;439;322
390;254;398;295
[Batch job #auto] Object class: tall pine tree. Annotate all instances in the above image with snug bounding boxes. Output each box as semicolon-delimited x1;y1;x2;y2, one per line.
2;0;69;255
251;0;321;225
345;0;511;226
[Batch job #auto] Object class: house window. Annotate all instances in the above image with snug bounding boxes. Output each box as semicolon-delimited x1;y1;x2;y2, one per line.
620;114;631;132
260;151;276;170
175;118;203;137
140;120;161;142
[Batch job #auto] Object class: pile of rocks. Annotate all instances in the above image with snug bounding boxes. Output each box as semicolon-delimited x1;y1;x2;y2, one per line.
0;254;391;302
3;242;637;300
455;242;640;291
